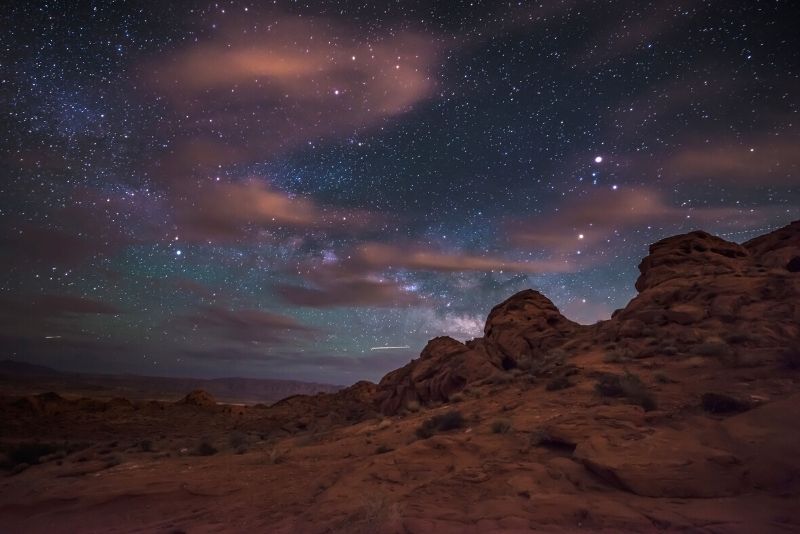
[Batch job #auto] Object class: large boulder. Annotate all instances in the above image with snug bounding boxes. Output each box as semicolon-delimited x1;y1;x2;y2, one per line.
743;219;800;270
483;289;579;364
179;389;217;407
635;231;749;292
376;336;495;415
613;223;800;349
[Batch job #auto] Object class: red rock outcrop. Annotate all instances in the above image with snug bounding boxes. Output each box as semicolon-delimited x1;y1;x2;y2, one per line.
376;291;580;414
483;289;580;363
608;223;800;355
179;389;217;407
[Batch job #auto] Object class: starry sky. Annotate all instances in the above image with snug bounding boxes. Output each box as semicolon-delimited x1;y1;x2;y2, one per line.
1;1;798;385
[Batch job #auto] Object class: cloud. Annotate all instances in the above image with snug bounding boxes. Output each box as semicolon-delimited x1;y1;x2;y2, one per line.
511;187;772;254
146;15;440;178
177;180;377;241
275;275;421;308
174;305;317;344
1;190;142;267
577;0;704;68
30;295;122;316
662;138;800;185
351;242;575;273
0;294;121;323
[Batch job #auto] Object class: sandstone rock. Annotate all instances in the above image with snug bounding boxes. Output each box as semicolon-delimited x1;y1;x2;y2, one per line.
635;231;749;292
573;433;744;498
483;289;579;364
376;336;494;414
743;220;800;269
179;389;217;407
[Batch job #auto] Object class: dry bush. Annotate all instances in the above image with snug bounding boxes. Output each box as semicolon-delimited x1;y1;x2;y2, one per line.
780;348;800;370
0;442;62;470
595;371;657;411
491;419;513;434
448;392;464;403
691;341;732;357
415;410;465;439
701;392;750;414
405;400;421;413
194;439;218;456
545;375;572;391
374;444;393;454
229;431;247;449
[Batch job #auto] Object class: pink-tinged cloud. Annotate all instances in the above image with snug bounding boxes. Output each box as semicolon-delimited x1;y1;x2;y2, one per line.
511;187;773;254
145;15;441;174
351;242;576;273
275;275;421;309
177;180;378;241
663;139;800;185
175;305;317;344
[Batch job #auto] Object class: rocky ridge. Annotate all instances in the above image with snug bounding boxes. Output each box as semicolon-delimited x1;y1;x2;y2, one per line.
1;221;799;532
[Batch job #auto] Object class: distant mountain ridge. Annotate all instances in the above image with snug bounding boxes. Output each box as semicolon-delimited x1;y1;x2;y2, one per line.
0;359;341;403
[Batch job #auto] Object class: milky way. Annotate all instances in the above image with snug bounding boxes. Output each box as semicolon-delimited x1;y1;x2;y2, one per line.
1;1;798;384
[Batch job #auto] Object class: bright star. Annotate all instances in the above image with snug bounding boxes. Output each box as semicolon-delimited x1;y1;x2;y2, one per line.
594;156;603;163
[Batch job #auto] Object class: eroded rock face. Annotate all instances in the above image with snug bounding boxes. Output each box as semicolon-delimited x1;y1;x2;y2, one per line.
611;222;800;352
376;336;494;415
743;220;800;270
374;292;583;415
483;289;580;364
635;231;749;292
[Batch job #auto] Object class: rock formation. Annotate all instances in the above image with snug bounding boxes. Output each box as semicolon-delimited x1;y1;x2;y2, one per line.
179;389;217;407
2;221;799;532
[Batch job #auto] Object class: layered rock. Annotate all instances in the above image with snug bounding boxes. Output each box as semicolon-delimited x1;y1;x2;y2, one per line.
375;336;492;414
743;219;800;270
376;292;580;414
483;289;580;365
609;222;800;354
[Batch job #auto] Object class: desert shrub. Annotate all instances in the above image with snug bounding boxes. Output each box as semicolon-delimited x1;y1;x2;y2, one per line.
104;454;123;468
448;393;464;403
491;419;513;434
595;372;657;411
229;431;247;449
0;442;62;469
516;357;532;371
660;345;678;356
489;371;513;385
725;333;754;345
701;392;750;414
529;430;577;452
691;342;732;358
654;372;672;384
603;351;632;364
780;348;800;370
195;439;218;456
415;410;465;439
545;375;572;391
374;444;393;454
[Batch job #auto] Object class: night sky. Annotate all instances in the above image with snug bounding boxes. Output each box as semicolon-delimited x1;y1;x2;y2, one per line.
2;1;798;384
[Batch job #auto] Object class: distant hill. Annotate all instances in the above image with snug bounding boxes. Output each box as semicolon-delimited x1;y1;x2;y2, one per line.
0;359;63;377
0;359;341;403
